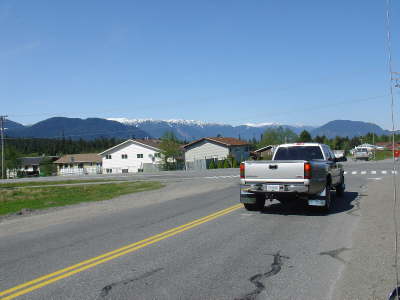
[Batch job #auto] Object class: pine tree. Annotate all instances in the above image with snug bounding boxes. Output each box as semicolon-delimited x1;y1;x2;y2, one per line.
298;130;312;142
223;159;230;168
217;160;224;168
208;160;216;169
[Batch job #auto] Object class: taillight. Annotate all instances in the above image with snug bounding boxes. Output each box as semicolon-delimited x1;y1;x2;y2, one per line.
240;163;245;178
304;162;312;179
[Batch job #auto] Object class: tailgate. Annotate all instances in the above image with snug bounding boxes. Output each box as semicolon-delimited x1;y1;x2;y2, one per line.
245;160;306;181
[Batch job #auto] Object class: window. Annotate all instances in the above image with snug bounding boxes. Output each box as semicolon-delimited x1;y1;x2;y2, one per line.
122;169;128;173
106;168;112;173
274;146;324;161
78;163;84;169
154;153;161;158
137;154;143;158
121;154;128;159
106;154;112;159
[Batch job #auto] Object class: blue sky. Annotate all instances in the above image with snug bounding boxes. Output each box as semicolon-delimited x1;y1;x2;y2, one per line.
1;0;400;129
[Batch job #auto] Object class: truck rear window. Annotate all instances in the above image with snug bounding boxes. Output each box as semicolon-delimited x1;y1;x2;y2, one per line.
274;146;324;160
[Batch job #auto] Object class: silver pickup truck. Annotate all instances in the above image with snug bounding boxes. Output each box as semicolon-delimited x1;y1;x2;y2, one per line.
240;143;346;212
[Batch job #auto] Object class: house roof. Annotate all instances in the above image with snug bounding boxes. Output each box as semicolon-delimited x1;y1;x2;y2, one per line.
254;145;275;153
183;137;249;149
54;153;102;164
99;139;161;155
20;157;43;167
376;142;393;146
20;156;59;167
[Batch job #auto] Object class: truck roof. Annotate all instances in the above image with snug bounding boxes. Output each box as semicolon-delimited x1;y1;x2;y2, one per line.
278;143;325;147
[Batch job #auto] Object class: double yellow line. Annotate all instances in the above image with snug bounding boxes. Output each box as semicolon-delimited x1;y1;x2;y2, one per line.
0;204;242;299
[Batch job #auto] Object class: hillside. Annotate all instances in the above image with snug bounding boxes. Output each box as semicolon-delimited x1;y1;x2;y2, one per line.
4;117;388;141
311;120;387;138
6;117;149;140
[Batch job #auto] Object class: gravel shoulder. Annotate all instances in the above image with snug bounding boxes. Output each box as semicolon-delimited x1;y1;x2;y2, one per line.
333;176;399;300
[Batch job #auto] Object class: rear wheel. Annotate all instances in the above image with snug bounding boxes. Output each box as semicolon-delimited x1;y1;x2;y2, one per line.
321;181;332;213
336;175;345;197
243;195;265;211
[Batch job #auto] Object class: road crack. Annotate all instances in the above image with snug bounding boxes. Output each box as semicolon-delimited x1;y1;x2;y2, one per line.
98;267;163;299
236;251;289;300
320;247;351;264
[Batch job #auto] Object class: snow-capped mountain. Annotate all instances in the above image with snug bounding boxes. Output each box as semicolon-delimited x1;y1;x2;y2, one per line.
107;118;223;128
6;117;386;141
107;118;316;140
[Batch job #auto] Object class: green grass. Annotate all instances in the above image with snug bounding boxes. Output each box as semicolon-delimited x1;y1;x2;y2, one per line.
0;179;123;189
372;150;393;161
0;181;164;216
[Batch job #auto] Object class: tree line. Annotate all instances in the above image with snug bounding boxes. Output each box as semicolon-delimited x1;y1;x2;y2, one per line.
253;127;395;152
1;128;396;176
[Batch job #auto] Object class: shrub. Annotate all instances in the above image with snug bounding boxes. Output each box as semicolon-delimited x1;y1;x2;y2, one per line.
217;160;224;168
223;159;230;168
232;158;238;168
208;160;216;169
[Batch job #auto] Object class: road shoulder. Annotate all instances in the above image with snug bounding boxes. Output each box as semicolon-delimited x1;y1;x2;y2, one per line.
333;177;398;300
0;179;238;238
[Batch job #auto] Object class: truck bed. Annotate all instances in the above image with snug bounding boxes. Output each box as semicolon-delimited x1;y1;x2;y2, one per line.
244;160;308;182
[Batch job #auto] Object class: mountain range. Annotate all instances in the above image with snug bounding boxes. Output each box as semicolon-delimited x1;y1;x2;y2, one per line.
4;117;389;141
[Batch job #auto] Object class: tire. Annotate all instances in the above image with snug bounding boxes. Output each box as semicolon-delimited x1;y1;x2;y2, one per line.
243;195;265;211
321;181;332;213
336;175;345;197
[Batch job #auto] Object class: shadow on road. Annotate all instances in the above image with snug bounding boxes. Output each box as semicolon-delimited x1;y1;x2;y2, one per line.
260;191;359;216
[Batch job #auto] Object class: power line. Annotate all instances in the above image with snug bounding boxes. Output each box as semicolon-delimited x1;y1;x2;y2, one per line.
2;92;398;142
385;0;399;297
0;115;8;179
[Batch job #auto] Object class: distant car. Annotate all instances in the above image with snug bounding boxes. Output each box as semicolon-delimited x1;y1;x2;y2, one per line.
354;148;370;161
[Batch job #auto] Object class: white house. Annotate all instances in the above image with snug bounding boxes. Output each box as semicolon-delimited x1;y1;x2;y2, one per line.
54;154;102;176
99;139;162;174
183;137;250;164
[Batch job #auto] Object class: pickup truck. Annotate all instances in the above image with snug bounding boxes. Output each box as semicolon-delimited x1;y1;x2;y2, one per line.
240;143;346;212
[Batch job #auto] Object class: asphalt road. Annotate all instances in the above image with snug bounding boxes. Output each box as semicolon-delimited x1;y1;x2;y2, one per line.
0;160;397;299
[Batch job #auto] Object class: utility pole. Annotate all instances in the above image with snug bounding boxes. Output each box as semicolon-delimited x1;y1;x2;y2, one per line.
373;132;376;160
0;116;7;179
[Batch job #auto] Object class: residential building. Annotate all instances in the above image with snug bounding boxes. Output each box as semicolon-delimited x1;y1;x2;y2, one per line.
99;139;162;174
251;145;276;160
54;154;102;175
375;142;392;150
19;156;59;176
183;137;250;164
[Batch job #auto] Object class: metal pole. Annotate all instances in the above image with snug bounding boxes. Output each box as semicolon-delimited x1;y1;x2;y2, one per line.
373;132;376;160
0;116;7;179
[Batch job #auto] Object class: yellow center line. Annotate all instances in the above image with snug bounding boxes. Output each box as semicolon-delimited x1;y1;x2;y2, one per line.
0;203;242;300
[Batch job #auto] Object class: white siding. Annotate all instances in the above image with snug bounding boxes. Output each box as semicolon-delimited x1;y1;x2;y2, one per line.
101;141;161;173
184;141;229;162
57;164;102;176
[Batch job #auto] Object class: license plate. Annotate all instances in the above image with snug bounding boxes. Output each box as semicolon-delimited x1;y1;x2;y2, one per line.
264;184;281;192
308;199;326;206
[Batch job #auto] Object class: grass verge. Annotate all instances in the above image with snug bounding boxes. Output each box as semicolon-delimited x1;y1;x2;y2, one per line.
0;181;164;216
0;179;123;189
372;150;393;161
